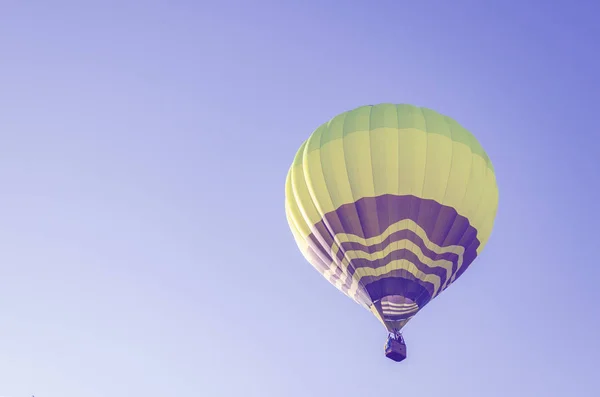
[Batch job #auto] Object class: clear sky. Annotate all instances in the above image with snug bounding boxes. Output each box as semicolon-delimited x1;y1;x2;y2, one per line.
1;1;599;396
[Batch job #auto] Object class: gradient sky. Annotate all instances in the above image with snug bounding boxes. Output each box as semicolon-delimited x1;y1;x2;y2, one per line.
1;1;599;396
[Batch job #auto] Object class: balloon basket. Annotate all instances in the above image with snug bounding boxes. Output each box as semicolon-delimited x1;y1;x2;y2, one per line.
385;335;407;362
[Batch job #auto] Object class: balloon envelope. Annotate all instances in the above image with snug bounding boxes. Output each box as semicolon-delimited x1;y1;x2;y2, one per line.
285;104;498;337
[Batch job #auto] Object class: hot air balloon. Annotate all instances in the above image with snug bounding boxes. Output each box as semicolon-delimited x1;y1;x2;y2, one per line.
285;104;498;362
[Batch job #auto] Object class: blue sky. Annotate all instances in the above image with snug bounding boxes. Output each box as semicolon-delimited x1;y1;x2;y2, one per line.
1;1;599;396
